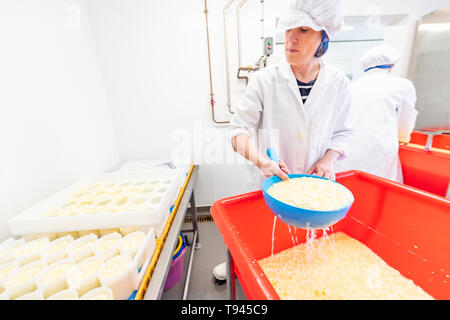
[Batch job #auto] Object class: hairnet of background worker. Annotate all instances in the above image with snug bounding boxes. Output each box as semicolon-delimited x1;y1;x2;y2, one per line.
335;44;418;182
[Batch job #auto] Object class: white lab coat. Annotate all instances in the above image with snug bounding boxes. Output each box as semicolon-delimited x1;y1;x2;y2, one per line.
229;60;353;191
335;68;418;183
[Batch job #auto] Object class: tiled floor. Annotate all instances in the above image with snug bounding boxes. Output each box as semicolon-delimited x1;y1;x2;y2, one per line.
161;209;247;300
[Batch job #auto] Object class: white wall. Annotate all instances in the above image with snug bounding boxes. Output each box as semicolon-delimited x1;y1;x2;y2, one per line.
0;0;120;239
86;0;268;206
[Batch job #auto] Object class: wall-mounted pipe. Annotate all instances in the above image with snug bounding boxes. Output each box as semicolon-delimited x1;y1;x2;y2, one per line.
260;0;265;56
204;0;230;124
236;0;248;69
223;0;235;114
204;0;267;124
236;0;266;86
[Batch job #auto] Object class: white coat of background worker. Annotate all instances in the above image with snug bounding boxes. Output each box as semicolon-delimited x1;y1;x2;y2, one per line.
335;44;418;183
213;0;354;283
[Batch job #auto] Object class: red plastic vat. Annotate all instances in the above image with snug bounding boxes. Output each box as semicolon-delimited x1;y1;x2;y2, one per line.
399;145;450;197
410;131;450;151
211;170;450;300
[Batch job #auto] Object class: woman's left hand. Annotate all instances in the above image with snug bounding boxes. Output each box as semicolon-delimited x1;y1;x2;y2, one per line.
278;159;291;175
306;149;341;180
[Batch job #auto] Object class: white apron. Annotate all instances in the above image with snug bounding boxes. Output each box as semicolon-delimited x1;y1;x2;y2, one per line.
335;68;418;182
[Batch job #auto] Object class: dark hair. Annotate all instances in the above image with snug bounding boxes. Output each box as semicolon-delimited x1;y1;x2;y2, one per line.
314;31;329;58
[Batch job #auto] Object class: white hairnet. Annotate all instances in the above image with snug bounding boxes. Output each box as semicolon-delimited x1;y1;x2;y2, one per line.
360;44;401;71
277;0;344;37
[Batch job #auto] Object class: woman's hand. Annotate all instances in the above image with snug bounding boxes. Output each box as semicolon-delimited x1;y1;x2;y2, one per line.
232;134;291;180
306;149;341;180
278;159;291;176
258;159;290;180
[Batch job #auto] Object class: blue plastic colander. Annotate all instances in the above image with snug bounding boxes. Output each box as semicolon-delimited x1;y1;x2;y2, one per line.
262;148;354;229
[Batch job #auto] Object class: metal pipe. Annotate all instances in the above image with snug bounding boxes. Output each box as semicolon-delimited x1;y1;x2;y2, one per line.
237;66;252;85
236;0;248;68
223;0;235;114
204;0;230;124
237;0;266;86
260;0;265;56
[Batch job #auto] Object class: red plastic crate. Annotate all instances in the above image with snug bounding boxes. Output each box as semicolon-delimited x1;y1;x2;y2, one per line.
210;170;450;300
399;145;450;197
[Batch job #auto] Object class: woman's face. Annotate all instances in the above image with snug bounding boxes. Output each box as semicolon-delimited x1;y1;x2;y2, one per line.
285;27;322;65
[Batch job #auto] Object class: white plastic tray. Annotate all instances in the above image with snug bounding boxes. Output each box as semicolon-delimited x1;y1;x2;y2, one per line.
8;170;185;237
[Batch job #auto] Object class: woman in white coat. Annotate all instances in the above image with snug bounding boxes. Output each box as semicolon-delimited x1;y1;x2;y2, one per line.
228;0;353;191
213;0;353;282
335;44;418;182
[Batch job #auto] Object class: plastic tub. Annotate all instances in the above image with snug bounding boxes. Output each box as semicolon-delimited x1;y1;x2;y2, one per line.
36;258;74;298
0;261;19;286
0;238;25;265
47;288;79;300
69;234;97;262
410;131;450;151
67;256;103;296
164;234;186;290
42;235;74;264
399;145;450;197
98;254;137;300
2;259;47;299
92;232;121;260
14;237;50;266
14;289;44;300
80;286;114;300
210;170;450;300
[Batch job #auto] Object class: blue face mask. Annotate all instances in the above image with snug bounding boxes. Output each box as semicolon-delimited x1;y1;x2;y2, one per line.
364;64;394;72
314;31;329;58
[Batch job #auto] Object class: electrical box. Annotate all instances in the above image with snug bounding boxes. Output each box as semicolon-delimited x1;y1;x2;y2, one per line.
264;37;274;56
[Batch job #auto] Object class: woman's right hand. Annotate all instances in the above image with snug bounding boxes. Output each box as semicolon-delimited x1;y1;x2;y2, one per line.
258;159;290;180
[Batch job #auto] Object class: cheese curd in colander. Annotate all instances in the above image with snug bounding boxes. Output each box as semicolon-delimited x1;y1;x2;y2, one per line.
267;177;353;211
